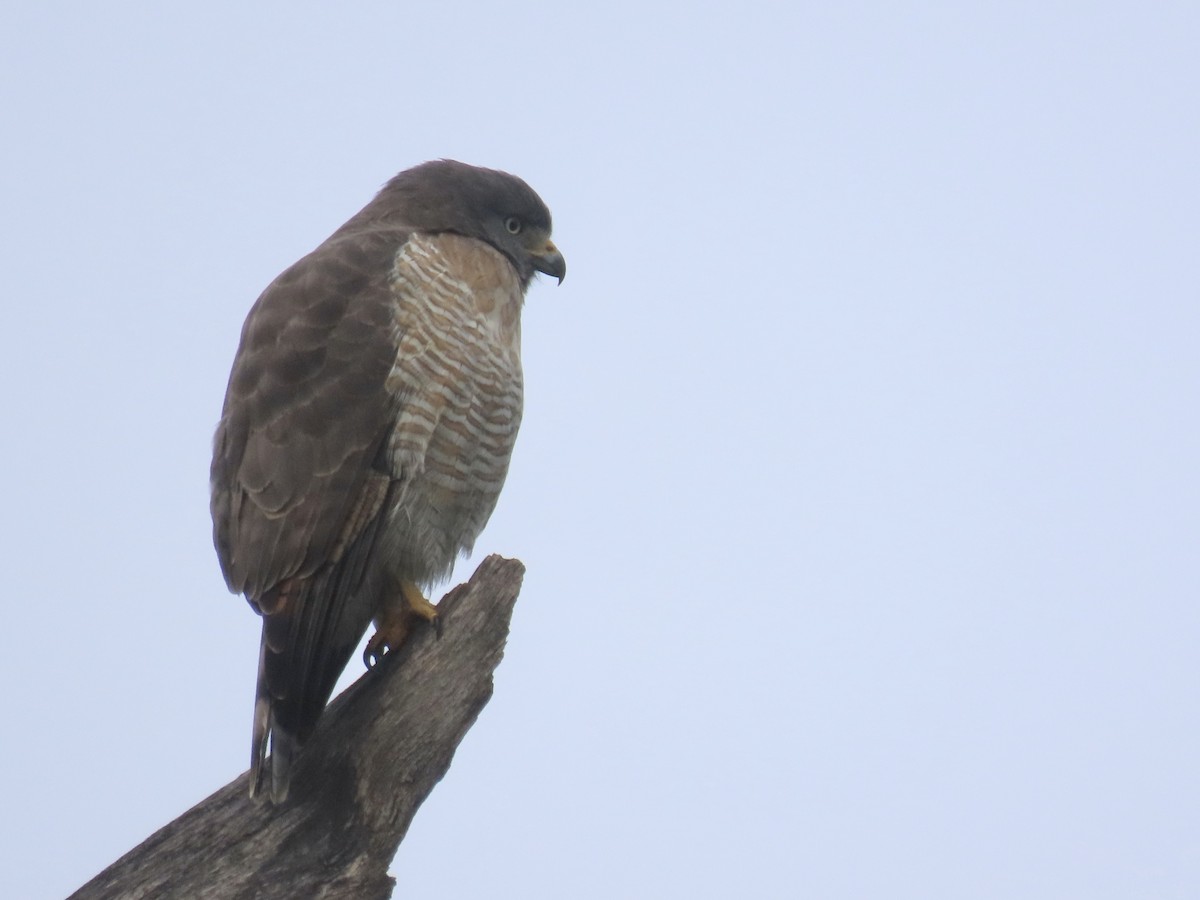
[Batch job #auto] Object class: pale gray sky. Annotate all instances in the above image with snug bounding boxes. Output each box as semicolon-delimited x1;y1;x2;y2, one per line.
2;3;1197;898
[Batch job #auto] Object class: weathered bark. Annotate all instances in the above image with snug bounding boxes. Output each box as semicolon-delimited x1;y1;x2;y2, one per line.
69;555;525;900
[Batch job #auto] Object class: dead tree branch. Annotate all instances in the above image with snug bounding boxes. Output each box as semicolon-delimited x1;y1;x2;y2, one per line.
69;555;525;900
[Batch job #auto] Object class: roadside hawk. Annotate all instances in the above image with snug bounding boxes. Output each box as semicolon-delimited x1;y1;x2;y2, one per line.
210;160;564;802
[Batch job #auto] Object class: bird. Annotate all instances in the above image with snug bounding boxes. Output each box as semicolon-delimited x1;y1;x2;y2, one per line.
210;160;564;802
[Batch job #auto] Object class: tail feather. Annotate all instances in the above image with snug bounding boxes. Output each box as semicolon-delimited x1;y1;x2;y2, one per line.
249;599;322;805
244;479;399;803
250;695;269;798
246;518;392;801
248;632;310;803
249;624;307;804
249;690;300;802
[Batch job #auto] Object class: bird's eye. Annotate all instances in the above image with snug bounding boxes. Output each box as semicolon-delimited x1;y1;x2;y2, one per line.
504;217;522;234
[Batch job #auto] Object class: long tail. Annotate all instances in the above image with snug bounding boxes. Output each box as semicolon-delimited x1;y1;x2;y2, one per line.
250;632;301;803
246;500;394;803
245;475;399;803
248;575;368;804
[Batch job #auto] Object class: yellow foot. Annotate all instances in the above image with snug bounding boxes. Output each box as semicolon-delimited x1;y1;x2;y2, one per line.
400;580;442;638
362;579;441;669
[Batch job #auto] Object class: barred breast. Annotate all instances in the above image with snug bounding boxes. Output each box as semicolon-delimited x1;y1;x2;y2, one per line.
381;232;525;586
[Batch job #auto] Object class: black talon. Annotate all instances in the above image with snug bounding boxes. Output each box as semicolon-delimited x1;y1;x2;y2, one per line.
363;643;386;669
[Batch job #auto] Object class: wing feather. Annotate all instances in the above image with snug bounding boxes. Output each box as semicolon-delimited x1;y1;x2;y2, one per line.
211;229;402;597
211;227;410;800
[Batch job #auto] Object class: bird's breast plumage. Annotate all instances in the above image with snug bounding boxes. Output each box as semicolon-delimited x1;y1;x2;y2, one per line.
381;232;525;586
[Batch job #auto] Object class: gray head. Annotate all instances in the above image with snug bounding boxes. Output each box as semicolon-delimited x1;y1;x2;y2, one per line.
366;159;565;285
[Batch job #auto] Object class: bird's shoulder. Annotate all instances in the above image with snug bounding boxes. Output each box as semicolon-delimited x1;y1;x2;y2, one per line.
211;228;413;594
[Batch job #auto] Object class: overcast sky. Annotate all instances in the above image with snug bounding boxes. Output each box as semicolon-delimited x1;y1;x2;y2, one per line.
2;3;1197;898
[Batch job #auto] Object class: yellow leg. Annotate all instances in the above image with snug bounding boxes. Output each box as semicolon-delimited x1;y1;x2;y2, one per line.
400;580;440;629
363;579;441;668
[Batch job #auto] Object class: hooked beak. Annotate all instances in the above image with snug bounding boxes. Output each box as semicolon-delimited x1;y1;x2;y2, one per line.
531;239;566;284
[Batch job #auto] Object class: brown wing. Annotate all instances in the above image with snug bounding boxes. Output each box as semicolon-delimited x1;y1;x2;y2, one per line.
211;230;402;598
211;227;407;799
